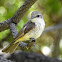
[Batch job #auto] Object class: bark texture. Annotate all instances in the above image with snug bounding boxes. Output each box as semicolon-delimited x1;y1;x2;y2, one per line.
8;51;62;62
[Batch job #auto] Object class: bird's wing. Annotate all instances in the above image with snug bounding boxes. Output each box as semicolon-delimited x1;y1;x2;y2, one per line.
14;21;35;41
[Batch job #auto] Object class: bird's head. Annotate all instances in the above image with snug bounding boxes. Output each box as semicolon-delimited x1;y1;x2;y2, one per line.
31;11;43;19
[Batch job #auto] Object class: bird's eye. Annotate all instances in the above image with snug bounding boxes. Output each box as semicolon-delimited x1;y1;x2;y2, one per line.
36;15;42;18
36;15;40;17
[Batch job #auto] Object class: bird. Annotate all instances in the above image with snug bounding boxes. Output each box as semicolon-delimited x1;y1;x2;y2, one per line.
2;11;45;54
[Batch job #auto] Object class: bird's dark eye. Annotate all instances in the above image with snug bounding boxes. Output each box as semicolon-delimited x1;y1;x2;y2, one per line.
36;15;40;17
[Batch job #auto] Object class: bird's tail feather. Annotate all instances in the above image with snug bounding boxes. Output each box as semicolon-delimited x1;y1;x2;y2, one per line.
2;41;20;54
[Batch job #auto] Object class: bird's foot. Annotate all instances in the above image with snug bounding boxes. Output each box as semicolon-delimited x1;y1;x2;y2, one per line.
19;41;28;48
19;38;36;48
29;38;36;43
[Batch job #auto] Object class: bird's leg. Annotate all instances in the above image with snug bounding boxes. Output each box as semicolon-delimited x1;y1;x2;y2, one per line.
26;38;36;47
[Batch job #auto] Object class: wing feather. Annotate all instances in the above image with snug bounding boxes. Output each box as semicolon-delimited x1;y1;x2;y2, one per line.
14;21;35;41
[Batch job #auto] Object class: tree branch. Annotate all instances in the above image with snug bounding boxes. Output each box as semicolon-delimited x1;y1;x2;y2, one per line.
8;51;62;62
0;56;12;62
0;0;37;32
42;23;62;34
9;23;17;38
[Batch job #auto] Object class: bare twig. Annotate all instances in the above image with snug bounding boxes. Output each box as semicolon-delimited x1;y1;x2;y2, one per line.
43;23;62;34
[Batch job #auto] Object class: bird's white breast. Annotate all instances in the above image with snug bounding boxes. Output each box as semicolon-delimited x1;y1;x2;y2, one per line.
26;18;45;39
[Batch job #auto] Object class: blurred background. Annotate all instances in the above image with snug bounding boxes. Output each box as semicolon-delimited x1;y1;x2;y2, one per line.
0;0;62;60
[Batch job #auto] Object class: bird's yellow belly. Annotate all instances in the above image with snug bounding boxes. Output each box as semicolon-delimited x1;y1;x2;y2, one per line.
17;35;30;42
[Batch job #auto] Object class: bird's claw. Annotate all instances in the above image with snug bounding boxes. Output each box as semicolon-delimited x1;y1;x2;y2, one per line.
19;38;36;48
19;41;28;48
29;38;36;43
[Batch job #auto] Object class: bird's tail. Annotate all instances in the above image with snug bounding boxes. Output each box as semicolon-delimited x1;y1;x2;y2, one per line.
2;41;20;54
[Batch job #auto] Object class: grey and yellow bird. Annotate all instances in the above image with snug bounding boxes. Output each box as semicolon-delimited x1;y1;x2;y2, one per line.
2;11;45;54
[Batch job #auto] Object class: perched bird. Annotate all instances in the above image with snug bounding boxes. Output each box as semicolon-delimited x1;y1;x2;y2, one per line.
2;11;45;54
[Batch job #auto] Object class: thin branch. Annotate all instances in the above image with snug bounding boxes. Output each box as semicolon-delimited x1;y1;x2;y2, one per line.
0;0;37;32
9;23;17;38
42;23;62;34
